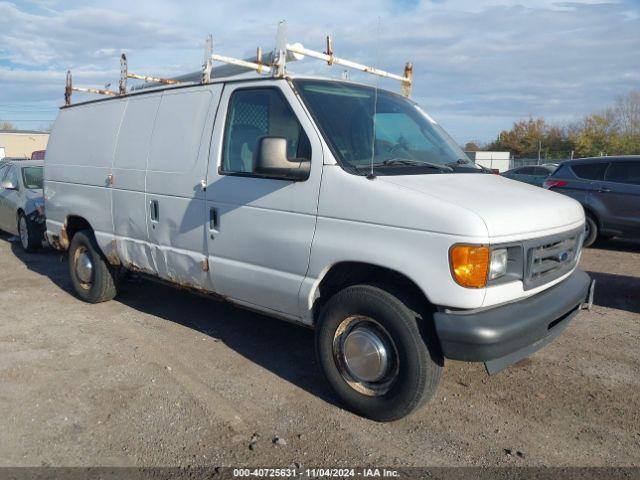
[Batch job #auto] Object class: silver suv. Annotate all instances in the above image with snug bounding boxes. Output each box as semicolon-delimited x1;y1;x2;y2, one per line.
544;156;640;246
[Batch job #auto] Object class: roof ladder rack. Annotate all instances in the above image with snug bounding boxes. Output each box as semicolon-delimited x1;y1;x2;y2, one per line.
120;53;184;88
65;55;186;105
63;20;414;105
65;70;119;106
285;37;413;97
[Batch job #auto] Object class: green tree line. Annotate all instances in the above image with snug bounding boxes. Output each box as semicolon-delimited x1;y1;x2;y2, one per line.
465;90;640;159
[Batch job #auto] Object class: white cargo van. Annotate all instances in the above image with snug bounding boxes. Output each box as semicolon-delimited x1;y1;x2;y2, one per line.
45;35;593;421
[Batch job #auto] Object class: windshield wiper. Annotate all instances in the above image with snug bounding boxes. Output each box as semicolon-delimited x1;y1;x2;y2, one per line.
373;158;453;171
444;158;488;173
445;158;472;166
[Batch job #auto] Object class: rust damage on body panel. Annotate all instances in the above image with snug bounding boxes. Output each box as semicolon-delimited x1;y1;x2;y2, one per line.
55;222;70;250
106;240;121;266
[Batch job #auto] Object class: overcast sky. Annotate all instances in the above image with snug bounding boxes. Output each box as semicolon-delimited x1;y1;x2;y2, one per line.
1;0;639;143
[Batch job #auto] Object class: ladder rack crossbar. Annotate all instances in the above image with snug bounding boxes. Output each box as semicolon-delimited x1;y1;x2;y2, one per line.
71;86;119;97
286;43;411;85
210;54;270;75
126;73;183;85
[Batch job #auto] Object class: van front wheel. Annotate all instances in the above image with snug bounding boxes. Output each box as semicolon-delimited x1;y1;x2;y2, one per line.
68;230;117;303
315;285;442;421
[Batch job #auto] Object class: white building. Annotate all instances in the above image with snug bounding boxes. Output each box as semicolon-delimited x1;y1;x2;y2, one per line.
465;151;511;172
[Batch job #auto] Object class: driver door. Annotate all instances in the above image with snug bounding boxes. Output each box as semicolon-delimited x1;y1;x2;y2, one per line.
204;81;323;319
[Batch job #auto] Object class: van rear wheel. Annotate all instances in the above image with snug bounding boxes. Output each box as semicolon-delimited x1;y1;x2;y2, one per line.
68;230;117;303
315;284;442;422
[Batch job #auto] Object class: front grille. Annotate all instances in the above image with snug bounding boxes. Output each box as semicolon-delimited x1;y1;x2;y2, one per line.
524;228;582;290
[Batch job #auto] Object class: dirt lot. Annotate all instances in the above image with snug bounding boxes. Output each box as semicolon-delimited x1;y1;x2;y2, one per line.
0;233;639;468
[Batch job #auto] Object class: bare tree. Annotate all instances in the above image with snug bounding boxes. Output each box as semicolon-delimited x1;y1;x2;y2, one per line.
611;90;640;136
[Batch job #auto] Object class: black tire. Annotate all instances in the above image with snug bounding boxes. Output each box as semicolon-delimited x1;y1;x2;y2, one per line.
583;214;598;247
68;230;117;303
315;284;443;422
17;212;40;253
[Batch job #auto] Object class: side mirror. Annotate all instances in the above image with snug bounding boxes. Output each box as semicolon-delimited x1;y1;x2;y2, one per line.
254;136;310;181
0;180;16;190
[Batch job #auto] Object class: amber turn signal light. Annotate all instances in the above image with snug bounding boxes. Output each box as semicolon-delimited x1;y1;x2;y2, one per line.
449;245;490;288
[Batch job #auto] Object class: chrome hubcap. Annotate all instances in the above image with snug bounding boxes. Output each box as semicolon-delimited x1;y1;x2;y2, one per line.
343;327;389;383
74;247;94;286
333;316;398;397
19;217;28;249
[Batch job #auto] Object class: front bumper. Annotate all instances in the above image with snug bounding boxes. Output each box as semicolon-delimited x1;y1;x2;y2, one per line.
434;269;593;374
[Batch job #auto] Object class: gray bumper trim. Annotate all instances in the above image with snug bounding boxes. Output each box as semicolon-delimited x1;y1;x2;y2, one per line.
434;269;592;371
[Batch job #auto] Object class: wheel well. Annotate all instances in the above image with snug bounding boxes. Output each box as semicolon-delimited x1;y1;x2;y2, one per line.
582;205;600;227
312;262;432;325
65;215;93;242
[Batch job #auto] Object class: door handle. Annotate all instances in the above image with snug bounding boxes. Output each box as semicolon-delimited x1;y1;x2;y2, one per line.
209;207;219;230
598;187;611;193
150;200;159;221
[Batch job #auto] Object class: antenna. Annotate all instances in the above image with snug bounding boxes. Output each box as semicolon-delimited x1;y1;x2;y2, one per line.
368;17;382;180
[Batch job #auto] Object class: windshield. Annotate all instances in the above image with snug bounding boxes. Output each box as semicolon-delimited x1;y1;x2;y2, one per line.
294;80;476;175
22;166;43;189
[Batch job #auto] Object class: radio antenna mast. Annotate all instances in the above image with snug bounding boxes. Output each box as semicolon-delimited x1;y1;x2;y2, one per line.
368;17;382;180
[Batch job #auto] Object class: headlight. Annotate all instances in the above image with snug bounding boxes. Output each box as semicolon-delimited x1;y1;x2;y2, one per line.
488;248;508;280
449;245;489;288
450;245;510;288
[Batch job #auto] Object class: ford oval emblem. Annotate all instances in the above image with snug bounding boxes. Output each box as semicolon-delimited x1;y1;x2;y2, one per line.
558;251;569;262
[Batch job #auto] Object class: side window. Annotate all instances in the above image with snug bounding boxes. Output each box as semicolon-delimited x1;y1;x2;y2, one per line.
519;167;535;175
0;165;8;181
571;163;607;181
6;166;18;188
221;88;311;174
604;161;640;186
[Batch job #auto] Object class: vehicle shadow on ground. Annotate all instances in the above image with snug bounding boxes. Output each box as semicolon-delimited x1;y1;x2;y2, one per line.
585;270;640;315
590;237;640;254
0;233;75;295
117;276;339;406
1;233;340;409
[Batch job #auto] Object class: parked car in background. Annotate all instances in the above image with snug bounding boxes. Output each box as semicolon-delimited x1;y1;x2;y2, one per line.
543;156;640;246
502;164;558;186
31;150;46;160
1;156;29;163
0;159;46;252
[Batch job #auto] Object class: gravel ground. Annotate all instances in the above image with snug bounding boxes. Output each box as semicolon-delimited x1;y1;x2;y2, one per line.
0;233;638;467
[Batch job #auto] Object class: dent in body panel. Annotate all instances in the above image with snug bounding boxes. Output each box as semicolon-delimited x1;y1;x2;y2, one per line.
143;86;221;286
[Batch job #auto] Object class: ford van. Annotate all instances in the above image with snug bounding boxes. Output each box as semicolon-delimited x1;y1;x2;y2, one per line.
44;38;594;421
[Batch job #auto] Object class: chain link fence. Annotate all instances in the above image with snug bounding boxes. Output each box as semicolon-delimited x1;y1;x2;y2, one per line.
509;158;571;169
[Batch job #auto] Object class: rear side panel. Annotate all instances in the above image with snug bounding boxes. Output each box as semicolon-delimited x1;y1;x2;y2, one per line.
45;100;126;252
112;92;163;273
145;86;222;289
